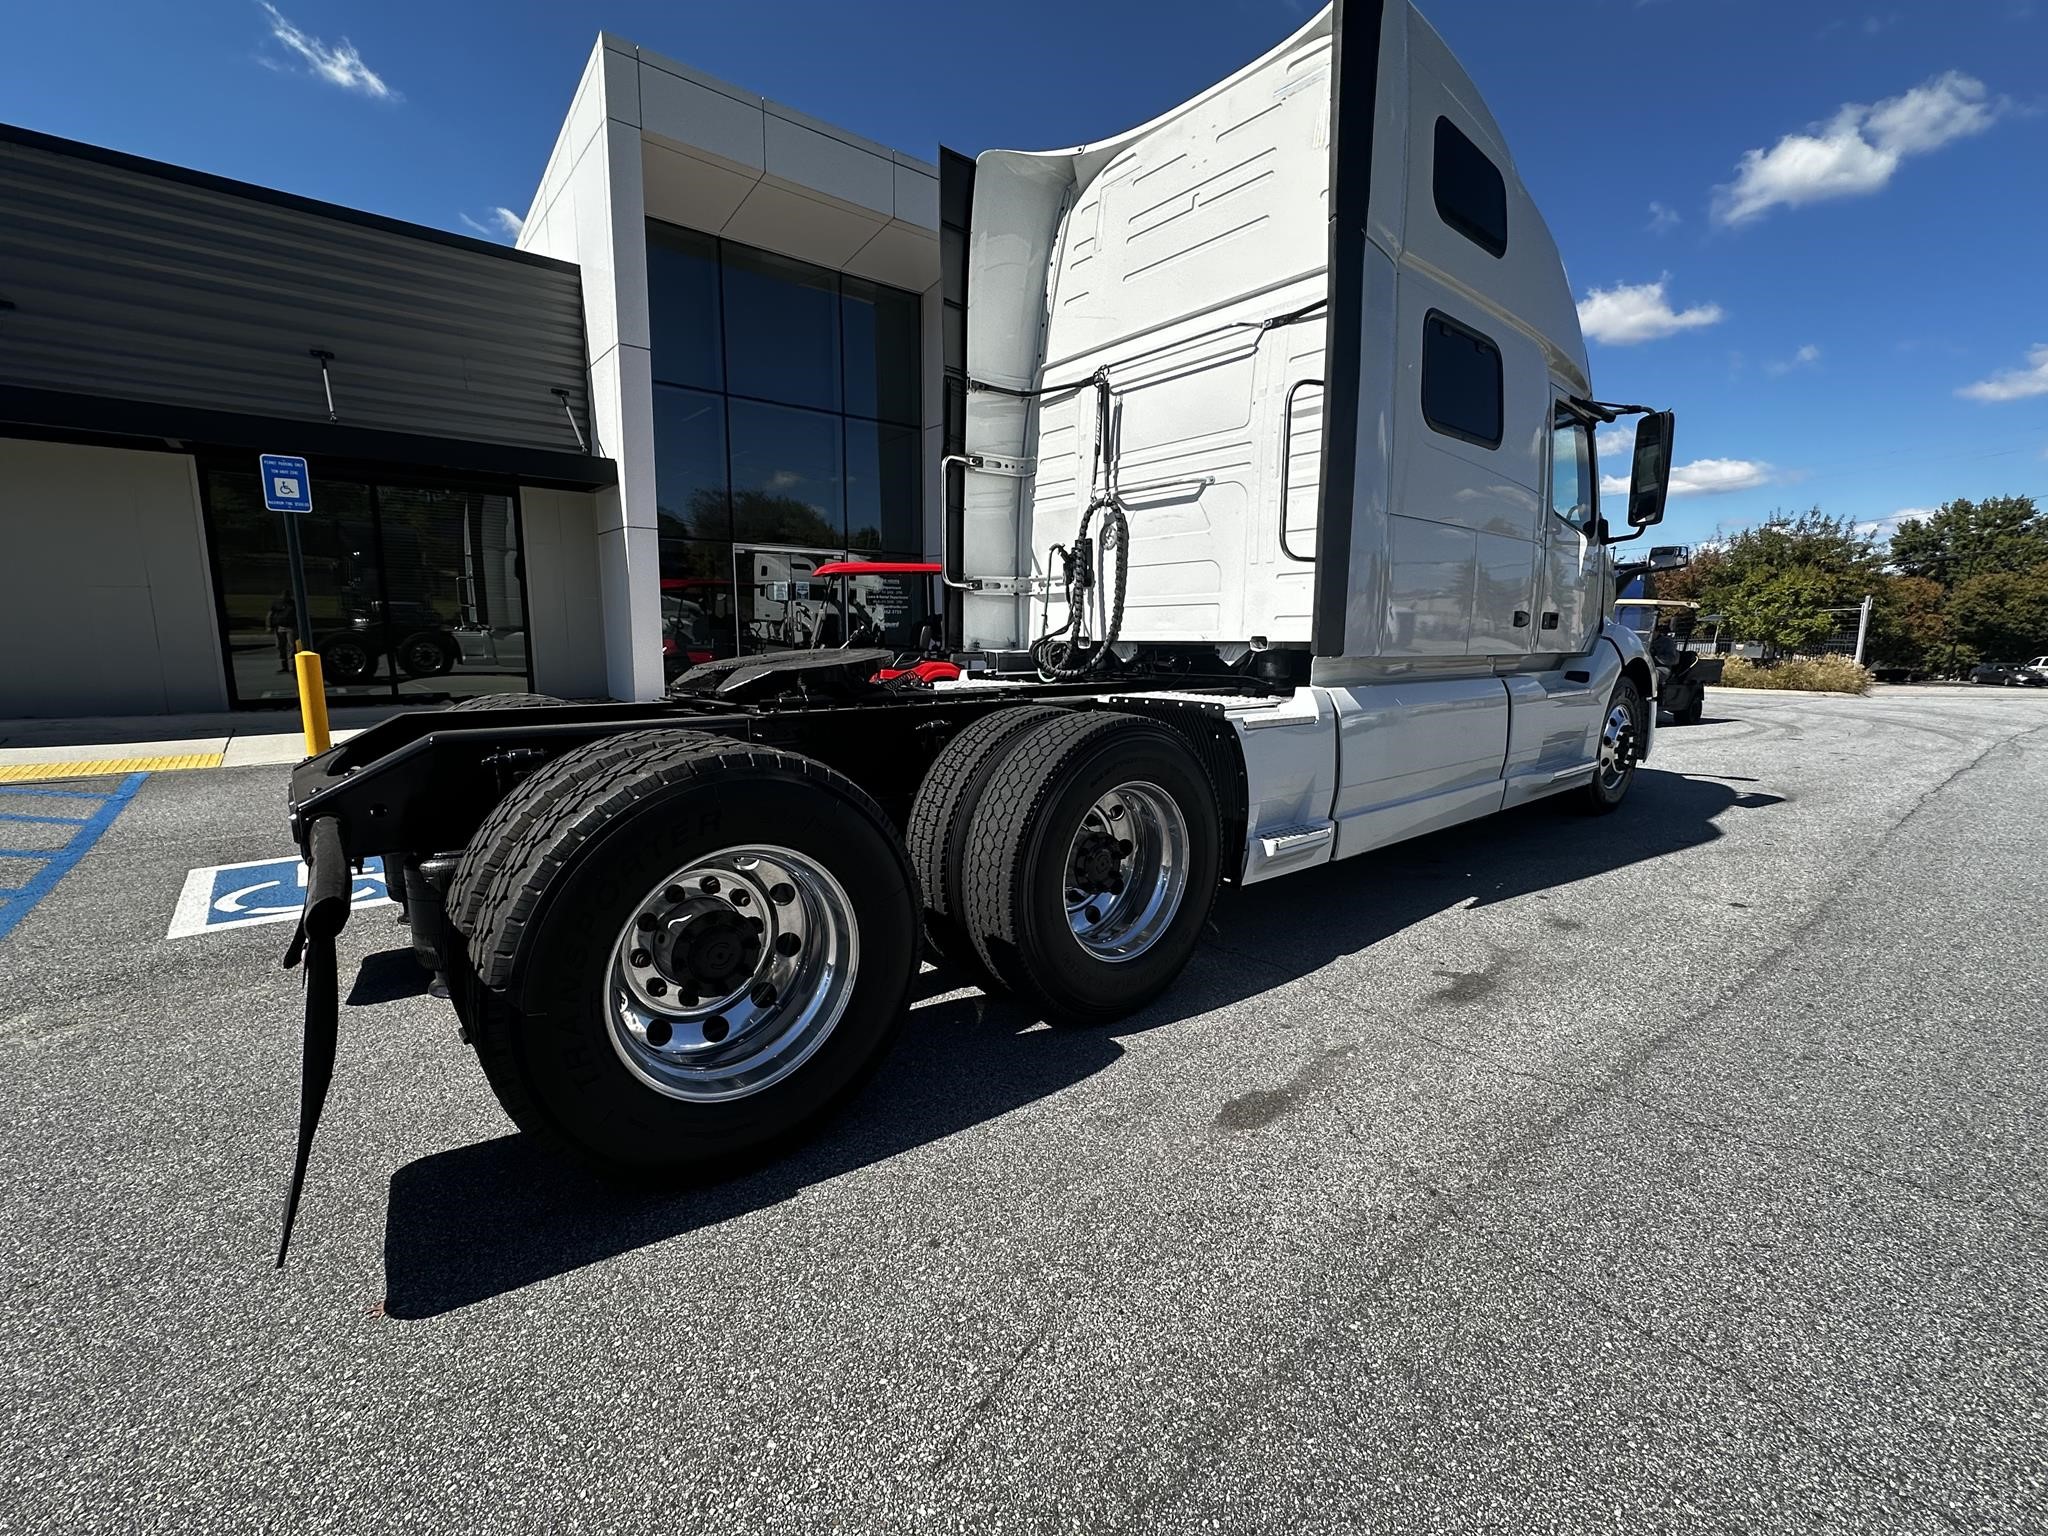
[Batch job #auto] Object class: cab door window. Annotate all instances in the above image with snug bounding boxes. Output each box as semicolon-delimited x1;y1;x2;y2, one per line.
1548;407;1594;531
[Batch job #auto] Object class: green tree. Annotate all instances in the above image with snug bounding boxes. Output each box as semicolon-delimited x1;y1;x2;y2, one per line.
1947;562;2048;660
1679;510;1880;656
1866;574;1948;670
1887;496;2047;586
1719;567;1846;656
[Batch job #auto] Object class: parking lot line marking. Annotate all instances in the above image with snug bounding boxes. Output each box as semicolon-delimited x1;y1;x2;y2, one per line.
0;811;93;825
0;772;147;943
0;754;223;782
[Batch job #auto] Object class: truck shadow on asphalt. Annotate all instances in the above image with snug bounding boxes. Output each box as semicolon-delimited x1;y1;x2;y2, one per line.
381;767;1783;1318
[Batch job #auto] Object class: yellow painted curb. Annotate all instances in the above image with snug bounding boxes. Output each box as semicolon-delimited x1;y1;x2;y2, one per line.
0;753;225;782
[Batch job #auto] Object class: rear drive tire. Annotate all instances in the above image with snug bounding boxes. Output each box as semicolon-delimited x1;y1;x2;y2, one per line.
1583;677;1645;814
448;730;919;1180
957;711;1219;1025
1674;687;1704;726
905;705;1067;975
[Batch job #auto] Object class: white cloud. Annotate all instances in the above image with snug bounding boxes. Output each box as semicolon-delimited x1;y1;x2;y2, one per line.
1765;343;1822;376
459;207;524;241
1577;277;1725;347
1601;458;1775;498
1857;507;1931;541
259;3;397;100
1646;201;1681;234
1714;72;2006;226
1958;343;2048;402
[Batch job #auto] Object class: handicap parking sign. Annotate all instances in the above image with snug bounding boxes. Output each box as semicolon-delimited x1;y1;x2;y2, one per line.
167;853;391;939
259;454;312;514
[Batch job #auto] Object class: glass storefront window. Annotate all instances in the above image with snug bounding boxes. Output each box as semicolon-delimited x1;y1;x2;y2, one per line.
660;536;737;681
841;276;921;427
649;221;926;656
845;419;921;551
202;467;530;706
654;385;730;539
646;224;723;391
721;244;841;413
728;399;842;546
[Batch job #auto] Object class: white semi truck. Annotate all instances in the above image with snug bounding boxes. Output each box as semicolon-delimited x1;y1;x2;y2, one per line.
276;0;1674;1255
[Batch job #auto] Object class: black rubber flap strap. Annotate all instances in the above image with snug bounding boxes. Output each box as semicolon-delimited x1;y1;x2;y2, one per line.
276;815;353;1266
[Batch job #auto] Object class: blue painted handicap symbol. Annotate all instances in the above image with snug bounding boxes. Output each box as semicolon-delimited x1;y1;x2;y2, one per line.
167;853;391;939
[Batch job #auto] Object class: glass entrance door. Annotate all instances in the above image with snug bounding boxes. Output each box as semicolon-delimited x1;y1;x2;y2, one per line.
202;465;532;707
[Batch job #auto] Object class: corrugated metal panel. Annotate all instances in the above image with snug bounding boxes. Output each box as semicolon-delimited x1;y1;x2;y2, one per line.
0;132;591;454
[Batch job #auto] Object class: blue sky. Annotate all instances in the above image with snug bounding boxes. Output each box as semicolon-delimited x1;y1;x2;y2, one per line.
5;0;2044;550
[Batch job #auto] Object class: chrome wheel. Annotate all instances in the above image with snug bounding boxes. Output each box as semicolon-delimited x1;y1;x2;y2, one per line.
1597;700;1638;793
1062;780;1190;962
606;845;859;1102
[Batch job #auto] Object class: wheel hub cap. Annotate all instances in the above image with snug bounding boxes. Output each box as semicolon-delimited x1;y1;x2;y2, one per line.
606;846;859;1102
1062;781;1190;963
661;901;761;992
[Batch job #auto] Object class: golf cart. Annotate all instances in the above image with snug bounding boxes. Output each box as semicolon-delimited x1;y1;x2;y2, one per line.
1613;599;1723;725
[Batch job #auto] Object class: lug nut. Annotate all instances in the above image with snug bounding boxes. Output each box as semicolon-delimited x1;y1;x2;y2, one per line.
1109;804;1125;820
775;931;801;957
646;978;668;997
645;1020;672;1047
1117;839;1133;857
730;888;750;907
750;916;765;933
678;991;699;1007
770;882;795;905
703;1015;729;1043
700;875;721;894
630;948;652;967
751;983;777;1008
664;885;685;904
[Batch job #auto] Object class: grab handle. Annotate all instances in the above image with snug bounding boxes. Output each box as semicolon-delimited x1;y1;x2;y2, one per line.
1277;378;1324;564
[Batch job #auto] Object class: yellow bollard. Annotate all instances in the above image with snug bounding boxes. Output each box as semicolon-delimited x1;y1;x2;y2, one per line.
294;649;332;756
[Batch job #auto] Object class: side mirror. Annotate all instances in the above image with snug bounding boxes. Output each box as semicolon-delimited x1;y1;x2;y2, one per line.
1626;412;1675;529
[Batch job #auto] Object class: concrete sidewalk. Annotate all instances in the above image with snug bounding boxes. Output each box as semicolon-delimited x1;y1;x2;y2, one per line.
0;704;427;780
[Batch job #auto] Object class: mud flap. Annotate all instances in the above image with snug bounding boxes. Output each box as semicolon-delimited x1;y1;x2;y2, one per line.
275;815;352;1266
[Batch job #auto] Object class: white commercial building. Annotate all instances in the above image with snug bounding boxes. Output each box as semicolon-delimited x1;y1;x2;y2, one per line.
0;36;945;718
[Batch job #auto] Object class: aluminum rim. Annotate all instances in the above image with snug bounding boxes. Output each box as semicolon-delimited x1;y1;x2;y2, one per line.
1597;701;1638;793
1062;780;1190;963
605;845;859;1102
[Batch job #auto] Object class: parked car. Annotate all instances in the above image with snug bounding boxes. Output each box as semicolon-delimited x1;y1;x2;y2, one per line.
1970;661;2047;687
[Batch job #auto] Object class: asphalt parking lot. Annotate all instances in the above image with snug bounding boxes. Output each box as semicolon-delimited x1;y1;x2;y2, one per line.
2;686;2044;1534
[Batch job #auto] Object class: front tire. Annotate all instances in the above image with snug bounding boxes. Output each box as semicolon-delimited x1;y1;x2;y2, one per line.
1583;676;1645;813
957;711;1220;1025
447;731;918;1180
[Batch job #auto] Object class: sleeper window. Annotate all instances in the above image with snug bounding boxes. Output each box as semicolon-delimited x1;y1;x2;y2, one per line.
1421;312;1503;449
1434;117;1507;258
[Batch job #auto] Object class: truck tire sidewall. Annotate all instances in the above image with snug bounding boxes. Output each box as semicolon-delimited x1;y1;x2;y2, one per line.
511;772;917;1174
1587;677;1645;811
1012;729;1219;1022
